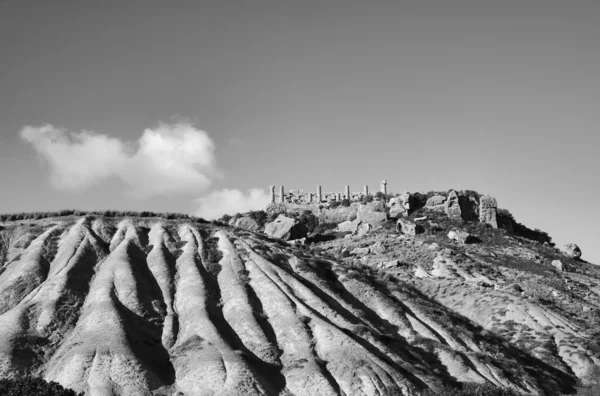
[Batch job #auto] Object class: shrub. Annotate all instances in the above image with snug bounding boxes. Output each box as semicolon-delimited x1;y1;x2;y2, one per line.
374;192;386;201
299;211;319;233
0;376;83;396
248;210;268;227
361;195;374;204
329;201;341;208
340;198;351;207
220;214;232;223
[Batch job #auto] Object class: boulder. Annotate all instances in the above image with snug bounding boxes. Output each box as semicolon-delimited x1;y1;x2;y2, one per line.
233;216;260;232
388;192;412;218
425;195;447;212
447;230;476;244
445;190;462;219
357;203;387;226
338;218;361;233
354;222;371;237
351;247;370;255
382;260;399;268
396;218;424;236
370;241;386;254
479;195;498;228
264;215;308;240
551;260;564;271
563;243;582;259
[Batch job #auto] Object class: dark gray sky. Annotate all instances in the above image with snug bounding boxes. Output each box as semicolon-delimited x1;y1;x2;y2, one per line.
1;0;599;262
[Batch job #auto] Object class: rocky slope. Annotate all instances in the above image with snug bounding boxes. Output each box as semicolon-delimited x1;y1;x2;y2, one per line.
0;213;598;395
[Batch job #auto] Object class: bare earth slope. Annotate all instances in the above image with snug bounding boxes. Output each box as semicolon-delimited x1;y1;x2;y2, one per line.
0;216;596;395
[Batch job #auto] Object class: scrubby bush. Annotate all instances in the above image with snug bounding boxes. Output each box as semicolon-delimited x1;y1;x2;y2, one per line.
361;195;374;204
219;214;232;223
248;210;268;227
329;201;341;208
0;376;83;395
299;211;319;233
374;192;386;201
340;198;351;207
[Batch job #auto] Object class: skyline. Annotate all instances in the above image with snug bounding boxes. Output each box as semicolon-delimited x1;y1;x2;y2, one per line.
1;0;599;263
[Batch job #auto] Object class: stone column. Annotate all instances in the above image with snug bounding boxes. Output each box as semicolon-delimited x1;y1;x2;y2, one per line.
307;193;312;203
345;185;350;200
317;185;322;202
380;179;387;196
364;185;369;196
269;186;275;203
279;186;285;203
336;193;341;201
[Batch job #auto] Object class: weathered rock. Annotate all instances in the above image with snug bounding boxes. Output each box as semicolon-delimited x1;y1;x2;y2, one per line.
264;215;308;240
388;192;412;218
563;243;582;259
396;218;424;236
370;241;386;254
338;218;361;233
233;216;260;232
447;230;476;244
425;195;447;212
552;260;564;271
445;190;462;219
427;243;440;251
350;247;370;255
357;203;387;225
382;260;399;268
354;222;371;237
479;195;498;228
414;216;428;222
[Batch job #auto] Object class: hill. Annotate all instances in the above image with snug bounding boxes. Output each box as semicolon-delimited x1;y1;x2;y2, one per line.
0;194;599;395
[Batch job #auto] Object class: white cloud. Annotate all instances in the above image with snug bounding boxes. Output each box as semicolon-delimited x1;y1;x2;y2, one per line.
21;122;219;197
194;188;270;220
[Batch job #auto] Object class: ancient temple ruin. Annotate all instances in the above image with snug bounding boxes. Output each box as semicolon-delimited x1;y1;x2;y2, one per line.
268;180;389;204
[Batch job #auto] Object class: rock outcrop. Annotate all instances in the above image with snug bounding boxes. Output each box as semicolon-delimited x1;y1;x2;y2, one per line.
447;230;476;244
388;192;412;218
357;202;387;226
552;260;564;271
264;214;308;240
396;218;423;236
445;190;462;219
479;195;498;228
425;195;447;212
563;243;582;259
232;216;260;232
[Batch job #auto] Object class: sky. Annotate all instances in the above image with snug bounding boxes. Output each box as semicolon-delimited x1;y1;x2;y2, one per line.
0;0;599;263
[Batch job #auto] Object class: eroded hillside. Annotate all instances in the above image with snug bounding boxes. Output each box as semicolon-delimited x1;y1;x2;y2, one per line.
0;215;597;395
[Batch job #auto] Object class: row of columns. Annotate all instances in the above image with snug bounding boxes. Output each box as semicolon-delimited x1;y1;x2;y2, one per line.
269;181;388;204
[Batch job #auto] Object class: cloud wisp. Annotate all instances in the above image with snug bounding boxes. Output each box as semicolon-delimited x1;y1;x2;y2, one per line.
194;188;270;220
21;122;219;198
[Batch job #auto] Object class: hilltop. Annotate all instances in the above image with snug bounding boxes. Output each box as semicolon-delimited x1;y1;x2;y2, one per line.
0;189;599;396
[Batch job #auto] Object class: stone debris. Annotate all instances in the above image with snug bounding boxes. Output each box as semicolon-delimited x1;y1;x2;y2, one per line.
350;247;370;255
425;195;447;212
396;218;424;236
447;230;476;244
479;195;498;228
264;214;308;240
563;243;582;259
552;260;564;271
445;190;462;219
